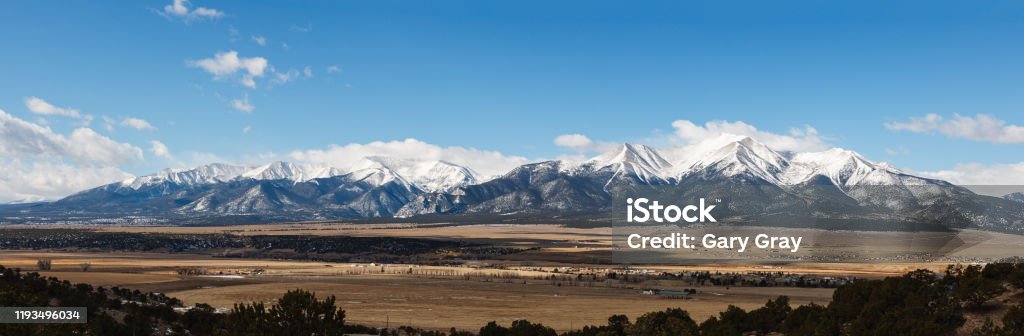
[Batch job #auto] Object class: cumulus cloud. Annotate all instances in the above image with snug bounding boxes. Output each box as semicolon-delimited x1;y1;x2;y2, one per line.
150;140;171;159
231;94;254;113
0;159;132;203
24;97;82;119
326;65;341;74
0;109;143;202
554;134;592;149
161;0;224;21
188;51;269;88
0;109;142;165
67;128;146;164
885;113;1024;144
917;162;1024;185
553;133;619;153
288;138;533;177
120;117;156;130
303;66;313;78
670;119;829;152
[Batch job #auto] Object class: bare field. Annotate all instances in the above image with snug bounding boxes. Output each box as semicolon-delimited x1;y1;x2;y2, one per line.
4;223;1024;331
4;251;833;331
73;222;1024;267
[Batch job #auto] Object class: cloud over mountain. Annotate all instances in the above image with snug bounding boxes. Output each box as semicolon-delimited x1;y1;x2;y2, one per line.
670;120;829;152
288;138;532;178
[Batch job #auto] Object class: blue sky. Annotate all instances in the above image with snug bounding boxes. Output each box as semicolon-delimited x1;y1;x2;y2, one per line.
0;0;1022;201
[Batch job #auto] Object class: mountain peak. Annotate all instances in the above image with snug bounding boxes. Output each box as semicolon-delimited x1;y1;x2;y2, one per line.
670;134;788;183
784;148;903;186
121;162;251;189
352;156;479;192
241;161;306;181
591;143;671;170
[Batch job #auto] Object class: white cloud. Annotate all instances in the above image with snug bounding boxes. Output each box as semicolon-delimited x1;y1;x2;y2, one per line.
68;128;146;164
0;159;132;203
24;97;82;118
120;117;156;131
271;68;300;85
554;134;592;149
102;116;116;132
326;65;341;74
303;66;313;78
251;35;266;46
288;138;532;177
885;113;1024;144
917;162;1024;185
161;0;224;21
231;94;254;113
242;125;252;134
0;109;142;165
553;133;619;153
150;140;171;159
188;51;269;88
670;119;829;152
0;109;144;201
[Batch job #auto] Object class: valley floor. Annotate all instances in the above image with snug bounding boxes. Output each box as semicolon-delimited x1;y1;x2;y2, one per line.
2;223;1024;332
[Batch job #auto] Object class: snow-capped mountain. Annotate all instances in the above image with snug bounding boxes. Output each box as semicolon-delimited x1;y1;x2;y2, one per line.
566;143;674;186
228;158;477;193
670;135;790;184
240;161;312;181
784;148;913;186
395;135;1022;233
352;157;480;192
3;135;1021;232
121;163;253;189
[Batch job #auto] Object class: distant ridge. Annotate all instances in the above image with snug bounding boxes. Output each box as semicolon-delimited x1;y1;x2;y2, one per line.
2;134;1022;233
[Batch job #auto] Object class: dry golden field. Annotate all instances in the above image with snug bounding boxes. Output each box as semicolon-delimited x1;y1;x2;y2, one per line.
3;223;1023;331
0;250;835;331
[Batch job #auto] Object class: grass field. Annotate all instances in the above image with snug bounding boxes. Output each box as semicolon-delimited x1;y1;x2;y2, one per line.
3;223;1024;331
0;250;833;331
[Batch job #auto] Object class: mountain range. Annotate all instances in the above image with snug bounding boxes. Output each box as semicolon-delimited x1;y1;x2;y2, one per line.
2;134;1022;232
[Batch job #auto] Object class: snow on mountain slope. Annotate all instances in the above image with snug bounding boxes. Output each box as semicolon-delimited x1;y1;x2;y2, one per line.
784;148;897;186
343;165;413;191
115;137;942;198
120;155;479;195
591;143;672;171
121;163;252;189
240;161;311;181
668;134;790;184
353;157;479;192
564;143;674;185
